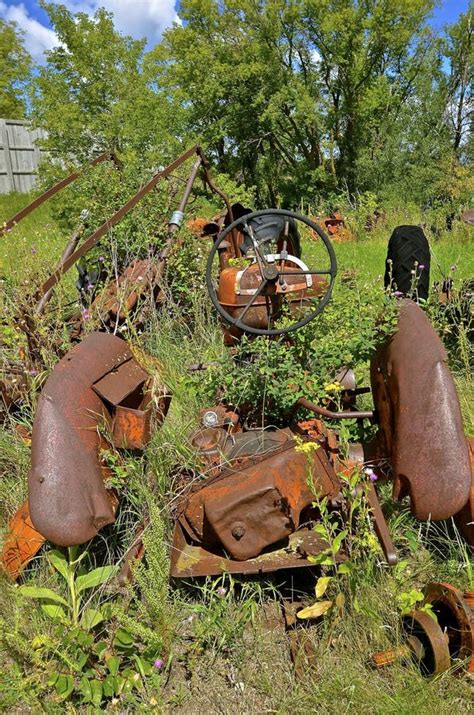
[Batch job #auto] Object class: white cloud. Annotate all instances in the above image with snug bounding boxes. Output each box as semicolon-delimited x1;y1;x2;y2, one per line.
0;2;58;62
0;1;179;64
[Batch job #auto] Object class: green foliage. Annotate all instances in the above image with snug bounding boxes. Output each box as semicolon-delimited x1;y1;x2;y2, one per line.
18;546;116;627
33;3;153;160
152;0;471;205
199;278;399;425
0;19;31;118
16;546;163;708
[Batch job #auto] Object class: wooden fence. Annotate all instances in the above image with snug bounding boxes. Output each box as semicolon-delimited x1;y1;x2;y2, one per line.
0;119;47;194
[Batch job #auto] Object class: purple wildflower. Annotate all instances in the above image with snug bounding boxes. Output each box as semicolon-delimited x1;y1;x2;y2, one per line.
419;264;425;270
365;468;378;482
217;586;227;598
153;659;163;670
87;283;94;290
29;369;38;376
98;256;105;262
31;246;37;255
81;308;90;320
394;290;403;297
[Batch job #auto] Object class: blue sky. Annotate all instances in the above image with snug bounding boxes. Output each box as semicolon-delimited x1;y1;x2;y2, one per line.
0;1;471;63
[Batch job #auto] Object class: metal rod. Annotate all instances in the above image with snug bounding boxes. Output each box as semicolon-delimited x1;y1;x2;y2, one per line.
40;145;199;296
197;147;240;257
167;156;203;237
35;211;90;315
294;396;374;421
0;151;114;237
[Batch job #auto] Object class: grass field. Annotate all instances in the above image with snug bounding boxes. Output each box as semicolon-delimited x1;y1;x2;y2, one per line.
0;192;473;713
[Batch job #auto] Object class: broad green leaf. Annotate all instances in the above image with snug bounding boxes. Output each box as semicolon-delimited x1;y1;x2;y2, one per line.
74;649;88;671
331;530;348;555
79;676;92;702
115;674;126;695
18;586;68;607
103;675;117;698
41;604;68;624
47;549;69;581
80;608;104;631
54;674;74;700
313;524;327;537
337;562;353;575
297;600;333;620
90;680;103;707
107;655;120;676
47;672;60;687
76;629;94;648
75;565;116;593
315;576;332;598
113;628;134;647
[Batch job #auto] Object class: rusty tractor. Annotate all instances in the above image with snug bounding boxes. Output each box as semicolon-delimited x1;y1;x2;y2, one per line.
1;149;472;675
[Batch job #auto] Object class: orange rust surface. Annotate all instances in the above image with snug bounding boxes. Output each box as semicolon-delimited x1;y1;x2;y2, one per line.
99;258;160;319
1;500;45;579
186;217;208;235
112;405;151;450
311;214;353;242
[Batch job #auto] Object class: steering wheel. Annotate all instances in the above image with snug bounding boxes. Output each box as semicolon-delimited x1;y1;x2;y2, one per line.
206;209;337;336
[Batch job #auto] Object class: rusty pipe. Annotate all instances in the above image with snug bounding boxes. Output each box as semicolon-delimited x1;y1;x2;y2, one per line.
1;151;113;237
168;156;203;236
294;397;374;421
197;147;240;258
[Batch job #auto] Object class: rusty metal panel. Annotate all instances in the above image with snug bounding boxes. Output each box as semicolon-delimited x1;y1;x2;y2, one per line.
0;500;45;579
370;299;471;521
175;432;340;569
170;522;339;578
92;359;148;406
28;332;132;546
112;405;151;450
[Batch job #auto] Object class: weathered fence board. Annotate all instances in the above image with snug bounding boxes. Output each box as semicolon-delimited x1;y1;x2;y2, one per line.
0;119;47;194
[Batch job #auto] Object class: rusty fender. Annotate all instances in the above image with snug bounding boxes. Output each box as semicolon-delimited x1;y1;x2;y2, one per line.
371;300;471;521
28;332;164;546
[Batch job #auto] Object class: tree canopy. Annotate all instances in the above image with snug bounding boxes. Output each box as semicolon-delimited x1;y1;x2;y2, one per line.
0;18;31;119
27;1;473;210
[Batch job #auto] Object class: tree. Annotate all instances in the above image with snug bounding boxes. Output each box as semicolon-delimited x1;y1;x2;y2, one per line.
153;0;436;202
30;2;193;260
0;19;31;118
32;2;154;161
443;7;473;158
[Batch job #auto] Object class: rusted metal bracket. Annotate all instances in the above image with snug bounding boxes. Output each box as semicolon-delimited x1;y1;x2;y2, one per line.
0;151;116;237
